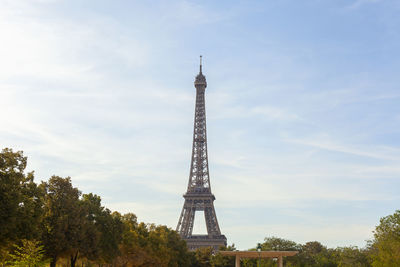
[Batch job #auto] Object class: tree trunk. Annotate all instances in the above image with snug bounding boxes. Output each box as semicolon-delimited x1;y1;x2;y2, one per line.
50;256;57;267
71;251;79;267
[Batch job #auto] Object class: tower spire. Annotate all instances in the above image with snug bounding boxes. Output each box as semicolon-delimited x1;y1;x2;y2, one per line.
200;55;202;74
195;55;207;87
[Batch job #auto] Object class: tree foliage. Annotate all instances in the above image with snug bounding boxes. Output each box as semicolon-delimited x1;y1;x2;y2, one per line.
7;239;48;267
211;244;236;267
0;148;43;246
116;215;193;267
80;194;123;264
40;176;84;267
369;210;400;267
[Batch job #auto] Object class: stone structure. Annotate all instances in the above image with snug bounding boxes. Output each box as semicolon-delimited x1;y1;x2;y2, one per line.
220;251;299;267
176;56;227;250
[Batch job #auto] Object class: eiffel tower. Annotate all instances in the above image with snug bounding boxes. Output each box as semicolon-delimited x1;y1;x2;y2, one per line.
176;56;227;250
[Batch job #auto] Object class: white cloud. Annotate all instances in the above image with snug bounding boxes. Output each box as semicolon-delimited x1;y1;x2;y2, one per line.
250;106;301;121
286;136;400;161
208;102;300;122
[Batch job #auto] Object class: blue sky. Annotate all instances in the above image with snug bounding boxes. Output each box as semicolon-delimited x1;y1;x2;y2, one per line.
1;0;399;249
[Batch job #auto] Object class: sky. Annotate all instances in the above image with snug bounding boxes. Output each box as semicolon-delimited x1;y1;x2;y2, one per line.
1;0;400;250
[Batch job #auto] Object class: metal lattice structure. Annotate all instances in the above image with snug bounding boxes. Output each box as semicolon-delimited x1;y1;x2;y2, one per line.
176;56;227;250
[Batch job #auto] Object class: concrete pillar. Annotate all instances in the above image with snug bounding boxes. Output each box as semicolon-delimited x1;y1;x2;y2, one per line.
277;256;283;267
235;255;240;267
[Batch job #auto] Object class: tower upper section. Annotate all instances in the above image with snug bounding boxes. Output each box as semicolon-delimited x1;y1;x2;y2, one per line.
195;55;207;88
187;55;211;194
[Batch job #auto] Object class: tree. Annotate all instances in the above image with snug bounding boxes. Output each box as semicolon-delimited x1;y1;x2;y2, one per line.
262;237;300;251
7;239;48;267
116;213;162;266
370;210;400;267
333;246;370;267
193;247;213;267
296;241;335;267
211;244;236;267
261;237;301;267
40;176;83;267
96;209;124;265
80;194;123;265
0;148;43;248
116;213;147;266
116;215;193;267
303;241;325;255
149;225;192;267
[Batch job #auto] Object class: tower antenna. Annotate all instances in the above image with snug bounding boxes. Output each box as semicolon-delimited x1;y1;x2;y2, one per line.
200;55;202;73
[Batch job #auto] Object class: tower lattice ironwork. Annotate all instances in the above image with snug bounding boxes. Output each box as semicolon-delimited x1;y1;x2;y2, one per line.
176;56;227;250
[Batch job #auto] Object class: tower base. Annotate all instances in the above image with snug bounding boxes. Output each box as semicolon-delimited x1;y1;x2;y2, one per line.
184;234;227;251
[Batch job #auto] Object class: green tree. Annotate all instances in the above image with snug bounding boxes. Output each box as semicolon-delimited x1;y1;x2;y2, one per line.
296;241;337;267
116;213;161;266
211;244;236;267
297;241;324;266
262;237;301;267
333;246;370;267
40;176;83;267
194;247;213;267
7;239;48;267
370;210;400;267
152;225;192;267
94;209;124;265
0;148;43;248
78;193;104;263
116;215;193;267
262;237;300;251
80;194;124;265
66;194;101;267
